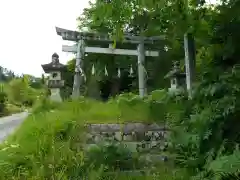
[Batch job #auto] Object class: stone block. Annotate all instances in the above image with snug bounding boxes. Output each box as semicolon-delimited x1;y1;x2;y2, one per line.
84;123;170;156
114;132;122;141
122;123;146;134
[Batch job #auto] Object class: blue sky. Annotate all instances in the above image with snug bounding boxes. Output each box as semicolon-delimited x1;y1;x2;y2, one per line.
0;0;89;77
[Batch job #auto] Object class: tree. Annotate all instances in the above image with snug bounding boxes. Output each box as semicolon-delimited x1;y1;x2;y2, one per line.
75;0;187;95
75;0;240;179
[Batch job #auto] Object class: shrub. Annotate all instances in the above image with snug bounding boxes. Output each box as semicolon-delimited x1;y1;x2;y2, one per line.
0;91;7;115
166;66;240;179
147;89;169;122
116;93;150;122
84;142;141;172
0;98;159;179
32;96;60;114
7;78;41;107
0;84;7;116
0;101;87;179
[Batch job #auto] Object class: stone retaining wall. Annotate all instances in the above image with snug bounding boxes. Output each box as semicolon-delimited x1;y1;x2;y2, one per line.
84;123;169;156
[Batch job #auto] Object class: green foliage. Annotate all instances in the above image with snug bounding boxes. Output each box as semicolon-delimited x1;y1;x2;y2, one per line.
3;0;240;178
78;0;240;178
147;89;170;121
0;84;7;116
0;98;168;179
0;66;16;82
75;0;173;93
85;143;141;171
60;86;73;100
32;97;59;114
7;78;30;105
0;104;86;179
0;95;196;179
160;66;240;179
107;90;170;122
0;83;25;116
7;78;42;107
0;74;45;117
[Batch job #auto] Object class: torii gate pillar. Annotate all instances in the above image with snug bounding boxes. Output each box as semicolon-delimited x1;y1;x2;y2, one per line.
138;42;147;98
55;27;164;99
72;39;85;99
184;33;196;98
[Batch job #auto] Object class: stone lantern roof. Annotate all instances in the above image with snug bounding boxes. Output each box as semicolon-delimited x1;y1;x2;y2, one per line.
41;53;67;73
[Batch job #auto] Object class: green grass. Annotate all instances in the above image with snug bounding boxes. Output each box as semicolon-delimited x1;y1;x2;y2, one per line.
0;98;152;178
0;101;86;179
35;98;154;124
0;80;44;118
5;103;23;114
0;96;186;179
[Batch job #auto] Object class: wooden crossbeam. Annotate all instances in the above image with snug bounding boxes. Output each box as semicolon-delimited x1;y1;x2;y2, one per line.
62;45;159;57
57;26;162;99
56;27;164;44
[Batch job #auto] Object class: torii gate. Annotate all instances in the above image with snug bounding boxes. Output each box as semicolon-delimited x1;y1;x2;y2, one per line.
55;27;195;99
56;27;164;99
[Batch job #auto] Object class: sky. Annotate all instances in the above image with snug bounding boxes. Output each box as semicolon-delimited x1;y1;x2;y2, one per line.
0;0;219;77
0;0;90;77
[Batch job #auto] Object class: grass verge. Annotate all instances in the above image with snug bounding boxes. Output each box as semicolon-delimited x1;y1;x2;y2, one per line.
0;96;186;179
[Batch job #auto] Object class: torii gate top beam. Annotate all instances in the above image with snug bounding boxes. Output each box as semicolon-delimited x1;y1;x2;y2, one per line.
55;27;165;44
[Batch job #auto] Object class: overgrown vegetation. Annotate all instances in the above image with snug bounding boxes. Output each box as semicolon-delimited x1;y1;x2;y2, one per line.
1;0;240;179
2;75;240;179
74;0;240;178
0;74;44;117
0;92;187;179
165;66;240;179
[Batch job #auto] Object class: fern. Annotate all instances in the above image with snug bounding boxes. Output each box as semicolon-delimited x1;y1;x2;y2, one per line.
167;66;240;179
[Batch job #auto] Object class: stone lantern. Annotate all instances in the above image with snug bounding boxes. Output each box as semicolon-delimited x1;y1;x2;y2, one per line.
41;53;66;102
165;61;186;92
